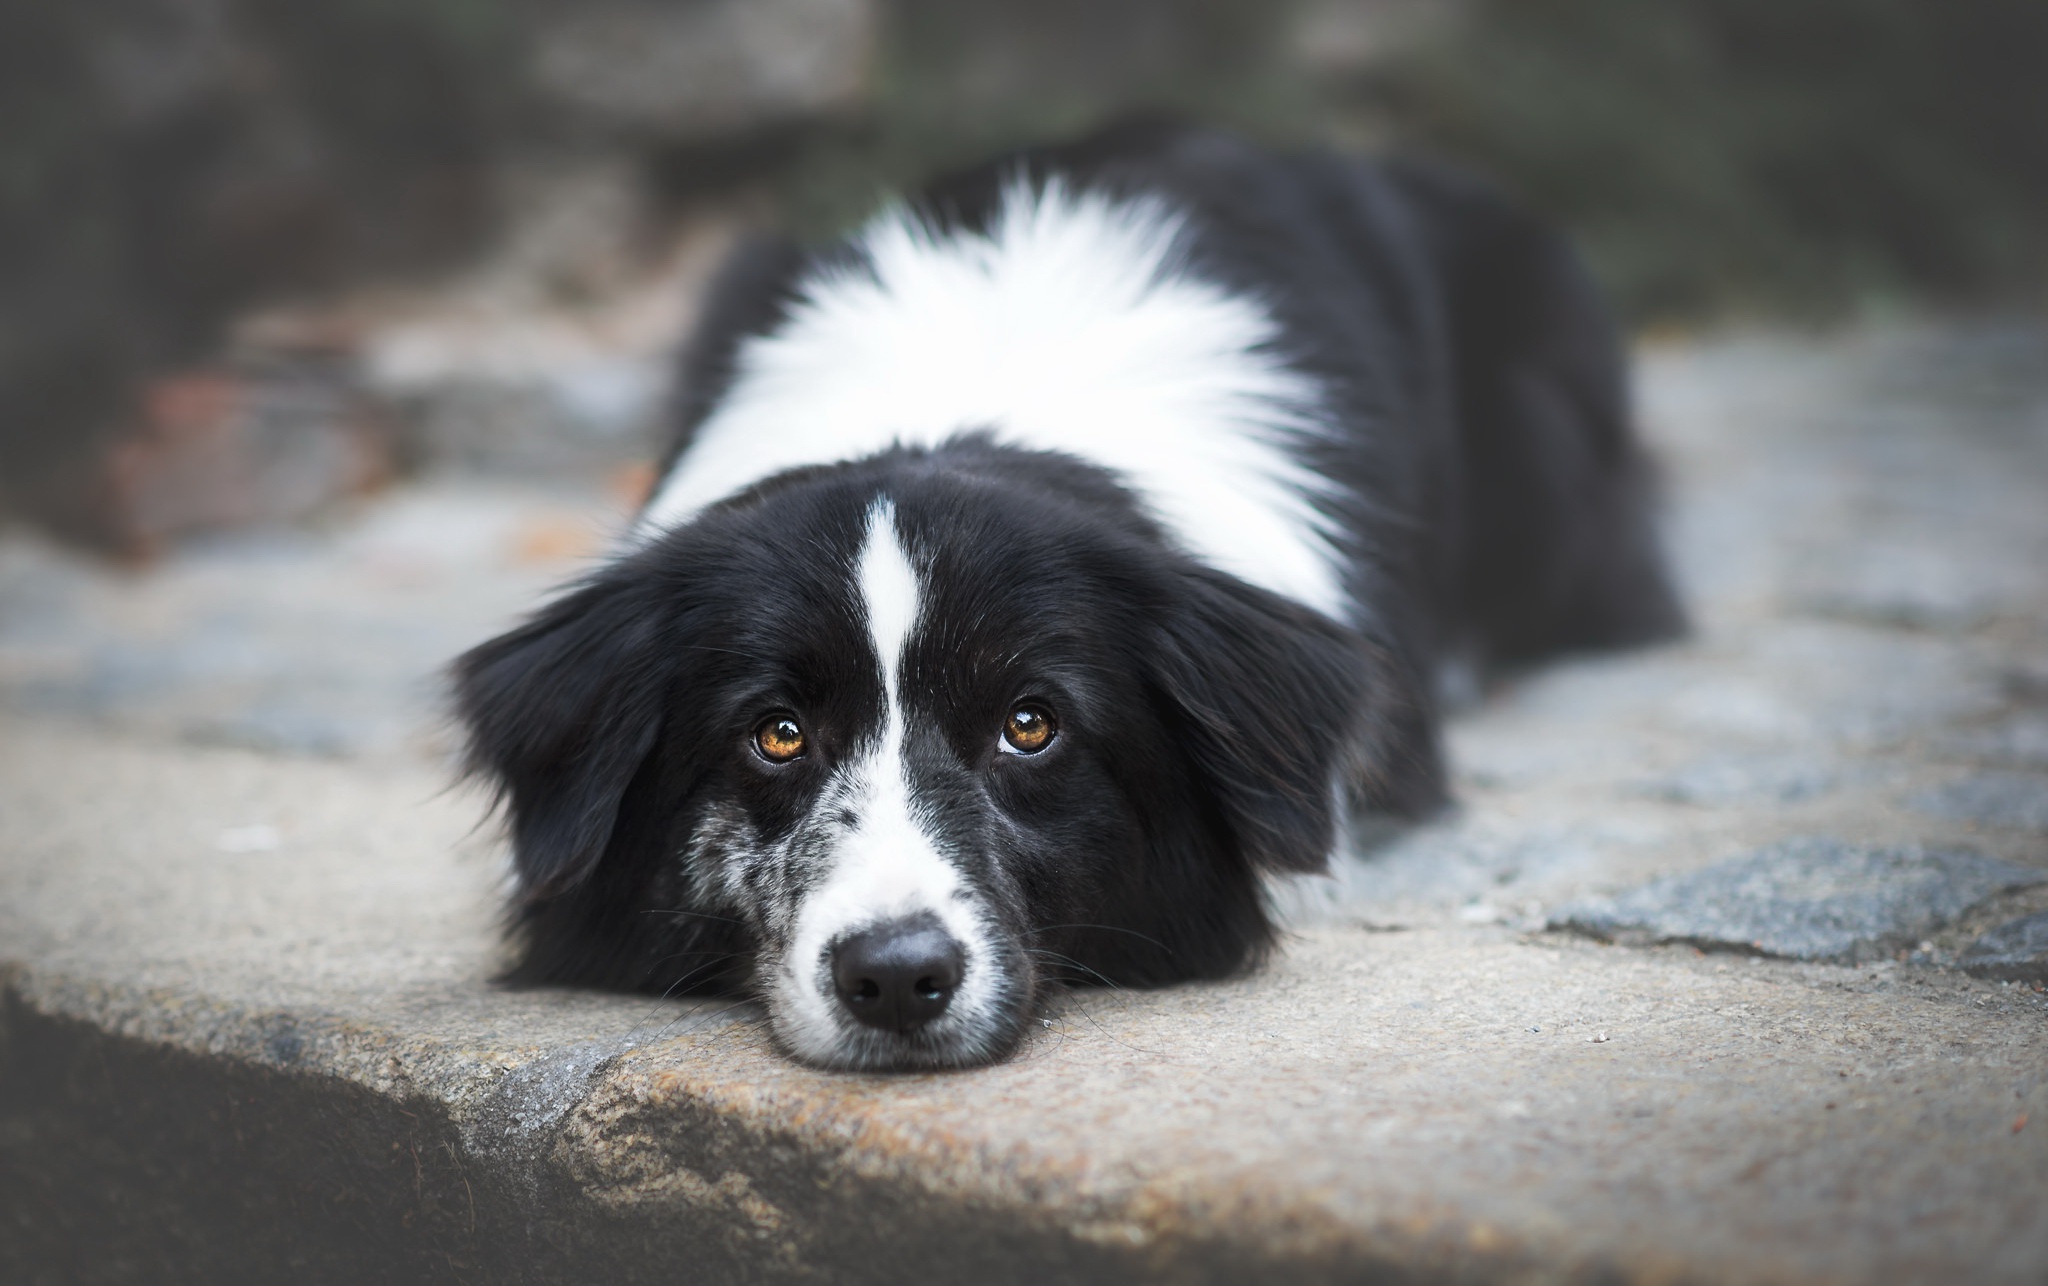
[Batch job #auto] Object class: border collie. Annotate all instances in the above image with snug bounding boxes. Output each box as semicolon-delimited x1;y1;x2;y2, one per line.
454;123;1682;1071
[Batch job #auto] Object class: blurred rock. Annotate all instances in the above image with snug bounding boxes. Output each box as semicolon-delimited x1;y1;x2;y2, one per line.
1910;772;2048;835
204;156;742;485
1624;752;1846;807
346;174;740;477
0;474;617;762
1;0;870;549
1552;839;2045;964
0;0;507;543
1959;911;2048;983
1287;0;1450;81
528;0;877;143
83;361;393;557
1936;712;2048;772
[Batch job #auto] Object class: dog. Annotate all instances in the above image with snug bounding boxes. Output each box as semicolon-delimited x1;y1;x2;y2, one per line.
454;122;1682;1071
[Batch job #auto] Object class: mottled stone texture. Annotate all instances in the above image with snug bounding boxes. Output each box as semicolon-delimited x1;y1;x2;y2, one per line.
1551;840;2044;963
0;0;877;549
1911;773;2048;834
4;326;2048;1283
528;0;876;142
1961;912;2048;983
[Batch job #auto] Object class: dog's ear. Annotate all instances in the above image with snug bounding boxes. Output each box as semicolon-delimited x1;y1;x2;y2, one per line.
1148;569;1383;874
453;571;672;898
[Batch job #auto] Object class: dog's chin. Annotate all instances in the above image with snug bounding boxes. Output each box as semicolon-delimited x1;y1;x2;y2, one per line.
770;1016;1028;1073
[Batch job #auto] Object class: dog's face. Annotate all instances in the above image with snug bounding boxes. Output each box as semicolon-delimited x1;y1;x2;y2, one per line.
457;447;1381;1070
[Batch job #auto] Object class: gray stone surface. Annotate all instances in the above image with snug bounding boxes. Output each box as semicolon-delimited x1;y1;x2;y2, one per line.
5;323;2048;1283
0;481;619;760
1623;752;1848;807
528;0;877;141
1910;771;2048;834
1960;912;2048;982
1937;711;2048;771
1550;839;2045;963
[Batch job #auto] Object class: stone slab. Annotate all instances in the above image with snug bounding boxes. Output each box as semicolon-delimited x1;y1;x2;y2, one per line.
1550;839;2045;963
7;726;2048;1286
1623;752;1847;807
528;0;876;140
1960;911;2048;983
1945;712;2048;771
1910;772;2048;834
6;324;2048;1283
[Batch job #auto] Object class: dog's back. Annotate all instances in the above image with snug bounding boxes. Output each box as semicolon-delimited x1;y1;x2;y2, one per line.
1375;154;1686;663
917;123;1682;659
663;123;1682;802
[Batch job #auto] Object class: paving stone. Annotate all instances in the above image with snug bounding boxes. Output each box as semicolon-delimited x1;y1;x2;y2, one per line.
10;309;2048;1282
1625;752;1844;807
528;0;876;142
1910;771;2048;833
1936;712;2048;771
0;482;601;760
83;364;396;557
10;730;2048;1286
1551;838;2046;963
1958;911;2048;982
179;701;401;759
1293;815;1671;928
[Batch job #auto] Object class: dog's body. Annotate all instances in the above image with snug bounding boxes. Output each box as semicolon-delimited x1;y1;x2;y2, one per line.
456;124;1681;1070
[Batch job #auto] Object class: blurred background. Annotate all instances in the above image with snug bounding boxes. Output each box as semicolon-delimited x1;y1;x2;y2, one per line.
2;0;2045;553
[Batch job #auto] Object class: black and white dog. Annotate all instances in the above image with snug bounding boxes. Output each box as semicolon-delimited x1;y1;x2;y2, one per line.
455;123;1682;1071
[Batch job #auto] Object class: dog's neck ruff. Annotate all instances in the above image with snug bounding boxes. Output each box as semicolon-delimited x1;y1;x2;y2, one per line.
638;180;1344;618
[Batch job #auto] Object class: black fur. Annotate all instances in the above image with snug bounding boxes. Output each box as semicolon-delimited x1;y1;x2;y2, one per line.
453;124;1682;1068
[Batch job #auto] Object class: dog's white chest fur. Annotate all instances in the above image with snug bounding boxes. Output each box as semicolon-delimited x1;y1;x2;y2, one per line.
639;182;1344;618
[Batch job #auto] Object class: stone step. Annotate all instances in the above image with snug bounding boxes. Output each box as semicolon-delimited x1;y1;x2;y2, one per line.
5;325;2048;1282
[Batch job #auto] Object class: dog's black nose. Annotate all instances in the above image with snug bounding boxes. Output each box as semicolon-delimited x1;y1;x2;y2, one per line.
831;915;964;1034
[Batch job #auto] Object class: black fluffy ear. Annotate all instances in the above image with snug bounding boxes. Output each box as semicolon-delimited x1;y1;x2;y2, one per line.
1150;570;1411;873
453;573;671;898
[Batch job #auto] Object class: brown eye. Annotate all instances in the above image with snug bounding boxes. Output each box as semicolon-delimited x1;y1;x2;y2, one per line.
753;715;807;763
1000;704;1057;755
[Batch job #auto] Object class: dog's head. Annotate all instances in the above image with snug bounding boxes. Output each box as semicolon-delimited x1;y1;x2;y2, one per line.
456;444;1400;1069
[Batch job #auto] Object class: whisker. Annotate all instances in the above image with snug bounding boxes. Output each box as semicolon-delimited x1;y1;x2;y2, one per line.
1022;947;1129;992
1035;978;1166;1059
1023;922;1174;956
637;907;746;927
641;992;760;1044
650;996;765;1045
626;952;745;1034
1015;950;1182;1060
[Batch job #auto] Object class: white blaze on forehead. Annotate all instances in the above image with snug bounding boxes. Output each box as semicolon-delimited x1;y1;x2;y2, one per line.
858;498;920;697
769;501;1000;1062
636;179;1343;619
831;500;943;917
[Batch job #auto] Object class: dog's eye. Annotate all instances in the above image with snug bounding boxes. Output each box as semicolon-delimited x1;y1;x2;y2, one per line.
753;715;807;763
1000;704;1057;755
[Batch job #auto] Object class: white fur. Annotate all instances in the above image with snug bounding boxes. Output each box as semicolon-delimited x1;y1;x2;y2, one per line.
638;180;1344;619
767;504;1005;1064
